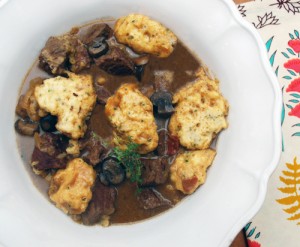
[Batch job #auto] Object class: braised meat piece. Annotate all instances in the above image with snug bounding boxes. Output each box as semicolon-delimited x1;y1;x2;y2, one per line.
137;188;172;210
140;157;169;186
79;23;113;45
69;37;91;73
39;34;90;75
31;147;66;170
39;36;66;74
94;84;111;104
34;132;68;156
157;129;179;156
157;130;168;156
94;47;135;76
31;133;69;170
79;131;108;166
81;179;117;225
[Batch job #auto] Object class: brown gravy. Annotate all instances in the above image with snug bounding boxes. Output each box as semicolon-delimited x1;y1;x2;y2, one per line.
17;19;202;225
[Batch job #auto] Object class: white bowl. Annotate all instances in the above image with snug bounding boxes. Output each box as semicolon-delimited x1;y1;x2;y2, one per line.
0;0;281;246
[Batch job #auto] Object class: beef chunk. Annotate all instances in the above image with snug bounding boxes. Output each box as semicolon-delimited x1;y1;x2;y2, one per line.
157;130;168;156
79;23;113;45
31;133;69;170
34;132;68;156
157;129;180;156
94;47;135;76
79;131;108;166
94;84;111;104
31;147;66;170
137;188;172;210
81;179;116;225
68;37;91;73
140;157;170;186
39;36;66;74
39;34;90;75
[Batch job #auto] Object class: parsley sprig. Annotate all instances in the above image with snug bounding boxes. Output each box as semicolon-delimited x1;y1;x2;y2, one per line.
111;141;143;185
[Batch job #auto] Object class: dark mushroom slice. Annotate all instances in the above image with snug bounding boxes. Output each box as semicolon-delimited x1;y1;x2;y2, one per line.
88;37;109;58
14;118;39;136
40;114;58;132
97;157;125;186
150;91;175;118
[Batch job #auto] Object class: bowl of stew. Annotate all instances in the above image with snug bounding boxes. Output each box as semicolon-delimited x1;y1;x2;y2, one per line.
0;0;281;246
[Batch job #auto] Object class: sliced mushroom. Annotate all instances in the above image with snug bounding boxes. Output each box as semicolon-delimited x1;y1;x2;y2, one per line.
150;91;175;118
97;157;125;185
40;114;58;132
14;118;39;136
88;37;109;58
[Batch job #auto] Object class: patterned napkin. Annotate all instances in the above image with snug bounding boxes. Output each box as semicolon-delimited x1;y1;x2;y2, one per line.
235;1;300;246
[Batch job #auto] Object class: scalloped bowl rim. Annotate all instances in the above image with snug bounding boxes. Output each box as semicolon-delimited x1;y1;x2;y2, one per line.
0;0;282;246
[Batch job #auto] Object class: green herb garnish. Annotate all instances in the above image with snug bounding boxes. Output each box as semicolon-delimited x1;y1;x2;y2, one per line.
111;141;143;185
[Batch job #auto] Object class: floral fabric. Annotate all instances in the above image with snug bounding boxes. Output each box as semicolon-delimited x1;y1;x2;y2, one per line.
236;1;300;246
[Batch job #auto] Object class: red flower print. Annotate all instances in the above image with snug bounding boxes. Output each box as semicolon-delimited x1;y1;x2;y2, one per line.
247;239;261;247
284;59;300;73
288;39;300;53
286;78;300;92
289;103;300;118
